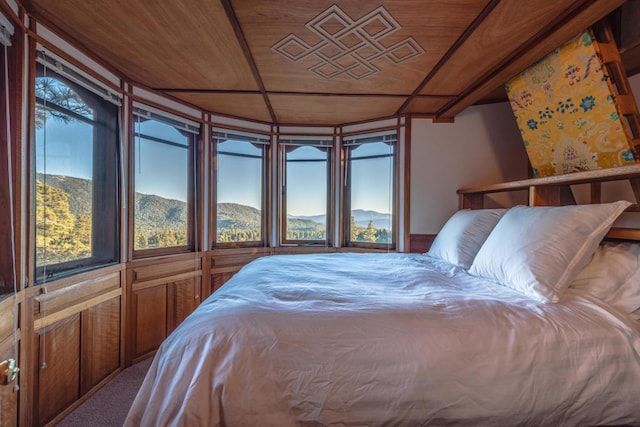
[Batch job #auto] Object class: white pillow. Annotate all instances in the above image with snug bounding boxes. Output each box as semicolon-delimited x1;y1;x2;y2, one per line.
468;201;631;303
571;241;640;314
428;209;506;269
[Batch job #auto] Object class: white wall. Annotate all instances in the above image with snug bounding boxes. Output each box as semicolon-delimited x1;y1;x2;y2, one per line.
410;102;528;234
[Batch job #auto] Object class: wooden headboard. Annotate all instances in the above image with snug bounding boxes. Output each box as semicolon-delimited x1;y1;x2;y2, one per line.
457;164;640;241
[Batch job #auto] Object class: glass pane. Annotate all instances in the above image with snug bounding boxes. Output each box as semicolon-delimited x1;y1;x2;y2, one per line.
36;77;93;119
216;140;263;243
35;78;95;268
134;119;190;250
349;142;394;244
286;146;328;241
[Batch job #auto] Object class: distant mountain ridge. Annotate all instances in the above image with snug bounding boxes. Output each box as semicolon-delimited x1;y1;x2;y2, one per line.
37;174;390;236
37;173;188;233
291;209;391;229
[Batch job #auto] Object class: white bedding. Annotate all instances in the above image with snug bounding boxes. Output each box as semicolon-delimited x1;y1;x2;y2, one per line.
126;253;640;426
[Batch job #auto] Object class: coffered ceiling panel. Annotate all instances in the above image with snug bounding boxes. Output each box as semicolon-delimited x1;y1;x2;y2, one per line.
419;0;624;96
170;93;272;123
29;0;259;90
270;95;404;125
26;0;636;125
234;0;490;95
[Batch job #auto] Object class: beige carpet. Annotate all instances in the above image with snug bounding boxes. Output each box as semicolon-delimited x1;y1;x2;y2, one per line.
56;357;153;426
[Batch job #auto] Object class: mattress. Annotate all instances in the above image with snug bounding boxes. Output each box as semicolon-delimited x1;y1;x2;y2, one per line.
125;252;640;426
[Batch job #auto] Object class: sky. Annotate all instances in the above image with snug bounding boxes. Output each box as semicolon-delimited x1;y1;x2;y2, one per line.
37;118;395;216
218;139;394;216
36;117;94;180
37;116;191;203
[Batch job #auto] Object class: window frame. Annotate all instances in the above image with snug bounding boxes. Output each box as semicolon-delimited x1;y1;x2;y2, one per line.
33;62;120;283
342;130;398;250
130;106;198;259
211;128;270;249
279;137;333;246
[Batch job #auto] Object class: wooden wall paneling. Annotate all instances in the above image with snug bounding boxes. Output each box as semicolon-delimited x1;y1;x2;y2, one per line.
212;272;235;293
629;178;640;205
131;256;202;283
80;296;121;395
209;249;271;290
127;254;204;364
20;288;35;427
409;234;437;254
459;192;484;209
559;185;577;206
0;297;14;348
529;185;560;206
169;278;201;333
591;182;602;204
131;285;167;362
34;270;120;316
36;314;81;426
201;254;212;301
0;297;18;427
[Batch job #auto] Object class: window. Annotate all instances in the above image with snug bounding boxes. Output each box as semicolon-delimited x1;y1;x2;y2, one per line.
280;138;332;244
343;131;397;248
132;106;197;254
213;129;269;246
34;60;119;282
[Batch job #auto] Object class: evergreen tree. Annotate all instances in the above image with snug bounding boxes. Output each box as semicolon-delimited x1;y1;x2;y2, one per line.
362;220;377;242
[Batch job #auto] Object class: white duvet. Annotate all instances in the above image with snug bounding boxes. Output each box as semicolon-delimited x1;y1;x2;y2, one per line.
126;253;640;426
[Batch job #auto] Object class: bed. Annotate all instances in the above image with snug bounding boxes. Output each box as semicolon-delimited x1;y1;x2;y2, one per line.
125;201;640;426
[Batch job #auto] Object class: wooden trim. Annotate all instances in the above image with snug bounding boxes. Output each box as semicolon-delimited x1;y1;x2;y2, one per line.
396;0;501;115
458;164;640;195
606;227;640;240
208;121;272;137
208;109;274;127
131;271;202;293
34;271;120;315
27;22;123;95
403;119;411;252
127;91;205;125
33;288;121;331
220;0;276;123
126;89;135;262
210;128;270;250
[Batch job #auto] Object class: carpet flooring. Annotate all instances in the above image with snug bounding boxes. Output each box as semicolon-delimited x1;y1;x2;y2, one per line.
56;357;153;426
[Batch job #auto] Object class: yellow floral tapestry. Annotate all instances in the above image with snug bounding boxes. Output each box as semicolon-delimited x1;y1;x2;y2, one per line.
505;30;637;177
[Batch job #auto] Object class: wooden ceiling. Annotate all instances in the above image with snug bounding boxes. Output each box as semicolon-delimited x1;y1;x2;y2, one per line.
25;0;637;126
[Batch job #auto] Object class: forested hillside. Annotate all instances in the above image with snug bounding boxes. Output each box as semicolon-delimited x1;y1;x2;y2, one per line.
36;175;393;263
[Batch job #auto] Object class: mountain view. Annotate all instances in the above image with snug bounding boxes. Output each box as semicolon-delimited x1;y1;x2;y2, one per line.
36;174;393;265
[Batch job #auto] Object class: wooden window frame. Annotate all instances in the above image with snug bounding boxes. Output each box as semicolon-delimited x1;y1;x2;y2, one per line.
212;130;270;249
279;140;333;246
342;131;398;251
33;63;120;283
130;112;197;259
